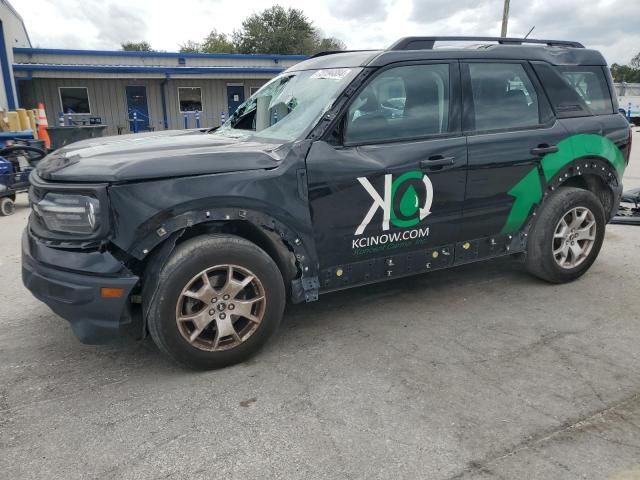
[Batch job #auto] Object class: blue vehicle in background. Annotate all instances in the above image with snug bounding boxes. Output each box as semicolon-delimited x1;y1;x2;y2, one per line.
0;144;46;215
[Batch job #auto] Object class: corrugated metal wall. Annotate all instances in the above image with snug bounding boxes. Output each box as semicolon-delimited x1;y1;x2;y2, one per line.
21;77;267;136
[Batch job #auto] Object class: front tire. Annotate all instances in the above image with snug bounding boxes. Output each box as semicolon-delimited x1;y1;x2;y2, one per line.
525;187;606;283
147;234;286;369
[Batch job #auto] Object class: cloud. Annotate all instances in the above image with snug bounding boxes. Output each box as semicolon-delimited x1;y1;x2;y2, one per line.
411;0;500;23
17;0;640;64
75;1;149;47
327;0;388;22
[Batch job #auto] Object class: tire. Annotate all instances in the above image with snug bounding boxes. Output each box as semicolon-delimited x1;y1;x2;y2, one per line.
147;234;286;370
525;187;606;283
0;197;15;216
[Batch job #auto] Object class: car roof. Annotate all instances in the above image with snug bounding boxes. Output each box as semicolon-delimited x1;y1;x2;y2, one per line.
286;36;607;72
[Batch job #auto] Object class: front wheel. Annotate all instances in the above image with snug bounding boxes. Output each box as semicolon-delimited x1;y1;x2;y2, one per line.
525;187;606;283
147;234;286;369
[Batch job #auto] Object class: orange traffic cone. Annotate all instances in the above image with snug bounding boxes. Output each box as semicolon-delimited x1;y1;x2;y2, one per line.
36;103;51;149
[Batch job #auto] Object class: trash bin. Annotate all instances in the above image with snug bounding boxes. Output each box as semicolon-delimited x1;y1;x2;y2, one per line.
46;125;108;150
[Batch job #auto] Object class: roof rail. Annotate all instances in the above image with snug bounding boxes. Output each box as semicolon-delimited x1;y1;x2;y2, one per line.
388;36;585;51
309;49;378;59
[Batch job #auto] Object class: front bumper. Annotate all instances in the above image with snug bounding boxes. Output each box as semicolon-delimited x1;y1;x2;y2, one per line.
21;229;139;344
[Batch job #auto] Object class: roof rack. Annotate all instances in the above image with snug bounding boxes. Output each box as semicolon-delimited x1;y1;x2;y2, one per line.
389;36;585;51
309;49;377;59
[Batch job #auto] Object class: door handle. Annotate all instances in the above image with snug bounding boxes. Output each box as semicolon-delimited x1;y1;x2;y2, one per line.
530;144;559;156
419;156;455;170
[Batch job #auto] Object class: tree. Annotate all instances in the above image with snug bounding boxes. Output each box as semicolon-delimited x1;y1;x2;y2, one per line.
178;7;346;56
201;29;235;53
610;63;640;83
232;6;345;55
311;35;346;53
179;40;201;53
631;52;640;69
121;41;153;52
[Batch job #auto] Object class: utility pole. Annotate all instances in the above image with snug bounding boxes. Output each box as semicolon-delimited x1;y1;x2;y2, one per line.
501;0;511;37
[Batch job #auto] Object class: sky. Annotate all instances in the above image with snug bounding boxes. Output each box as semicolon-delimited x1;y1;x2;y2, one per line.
17;0;640;65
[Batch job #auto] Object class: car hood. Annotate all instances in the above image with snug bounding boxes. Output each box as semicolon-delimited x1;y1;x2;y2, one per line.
36;129;290;182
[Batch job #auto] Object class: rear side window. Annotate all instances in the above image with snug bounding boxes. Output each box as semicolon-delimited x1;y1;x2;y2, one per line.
467;63;540;131
557;66;613;115
532;62;614;117
344;64;450;144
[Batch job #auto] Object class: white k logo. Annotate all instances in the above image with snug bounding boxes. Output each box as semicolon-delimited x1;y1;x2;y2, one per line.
355;175;391;235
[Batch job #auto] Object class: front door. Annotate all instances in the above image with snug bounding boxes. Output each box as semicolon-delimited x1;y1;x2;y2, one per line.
306;62;467;287
126;86;150;132
460;61;567;239
227;85;245;117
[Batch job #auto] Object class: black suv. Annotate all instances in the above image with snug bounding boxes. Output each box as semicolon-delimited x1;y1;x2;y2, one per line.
22;37;632;369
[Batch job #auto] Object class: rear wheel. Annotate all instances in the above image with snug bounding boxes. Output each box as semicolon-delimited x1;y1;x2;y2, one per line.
0;197;15;216
525;187;606;283
147;234;285;369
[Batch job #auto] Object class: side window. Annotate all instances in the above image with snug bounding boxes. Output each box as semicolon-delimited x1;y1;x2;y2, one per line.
344;64;450;144
531;62;590;117
467;63;540;131
557;66;613;115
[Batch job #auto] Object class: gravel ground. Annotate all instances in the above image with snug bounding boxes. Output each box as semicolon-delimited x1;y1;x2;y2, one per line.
1;130;639;480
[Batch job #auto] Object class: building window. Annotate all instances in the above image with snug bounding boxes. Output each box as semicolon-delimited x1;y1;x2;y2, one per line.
249;86;260;96
59;87;91;114
178;87;203;112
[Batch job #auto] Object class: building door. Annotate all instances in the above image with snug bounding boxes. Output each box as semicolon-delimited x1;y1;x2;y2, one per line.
126;86;150;132
227;85;245;117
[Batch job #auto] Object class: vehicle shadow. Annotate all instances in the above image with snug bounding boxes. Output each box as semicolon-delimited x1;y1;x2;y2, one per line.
94;255;531;374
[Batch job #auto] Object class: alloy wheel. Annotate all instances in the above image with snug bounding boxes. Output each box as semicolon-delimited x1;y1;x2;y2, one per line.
552;206;597;269
175;265;266;351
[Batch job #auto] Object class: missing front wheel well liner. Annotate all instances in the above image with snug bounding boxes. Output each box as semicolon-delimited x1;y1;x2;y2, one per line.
561;174;614;216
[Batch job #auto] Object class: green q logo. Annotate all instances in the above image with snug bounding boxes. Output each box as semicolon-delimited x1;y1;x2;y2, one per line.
355;170;433;235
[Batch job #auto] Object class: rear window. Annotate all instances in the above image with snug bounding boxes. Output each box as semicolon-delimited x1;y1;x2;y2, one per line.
532;62;614;117
557;66;613;115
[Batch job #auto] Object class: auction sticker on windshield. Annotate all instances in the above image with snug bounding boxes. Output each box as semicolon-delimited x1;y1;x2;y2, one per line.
310;68;352;80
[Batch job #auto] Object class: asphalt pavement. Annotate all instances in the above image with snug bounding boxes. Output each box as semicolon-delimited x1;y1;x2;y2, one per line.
1;130;639;480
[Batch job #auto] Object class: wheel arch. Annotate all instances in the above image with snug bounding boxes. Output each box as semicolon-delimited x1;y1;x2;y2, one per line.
542;154;621;219
128;207;318;310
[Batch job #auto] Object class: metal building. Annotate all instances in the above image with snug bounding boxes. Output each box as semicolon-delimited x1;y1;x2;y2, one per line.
0;0;31;110
13;48;306;135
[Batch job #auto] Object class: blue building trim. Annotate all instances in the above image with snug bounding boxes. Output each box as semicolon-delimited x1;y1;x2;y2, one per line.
0;21;16;109
13;47;308;62
13;64;286;75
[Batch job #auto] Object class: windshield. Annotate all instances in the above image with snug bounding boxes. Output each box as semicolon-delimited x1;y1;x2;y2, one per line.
215;68;362;141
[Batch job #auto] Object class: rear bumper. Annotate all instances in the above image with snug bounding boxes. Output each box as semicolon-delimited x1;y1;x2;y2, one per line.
21;229;139;344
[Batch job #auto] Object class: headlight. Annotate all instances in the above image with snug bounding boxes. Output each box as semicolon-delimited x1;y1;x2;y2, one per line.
33;193;101;234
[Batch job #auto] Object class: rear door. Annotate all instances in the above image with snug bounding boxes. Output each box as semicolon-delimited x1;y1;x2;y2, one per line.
460;61;567;238
305;61;468;283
